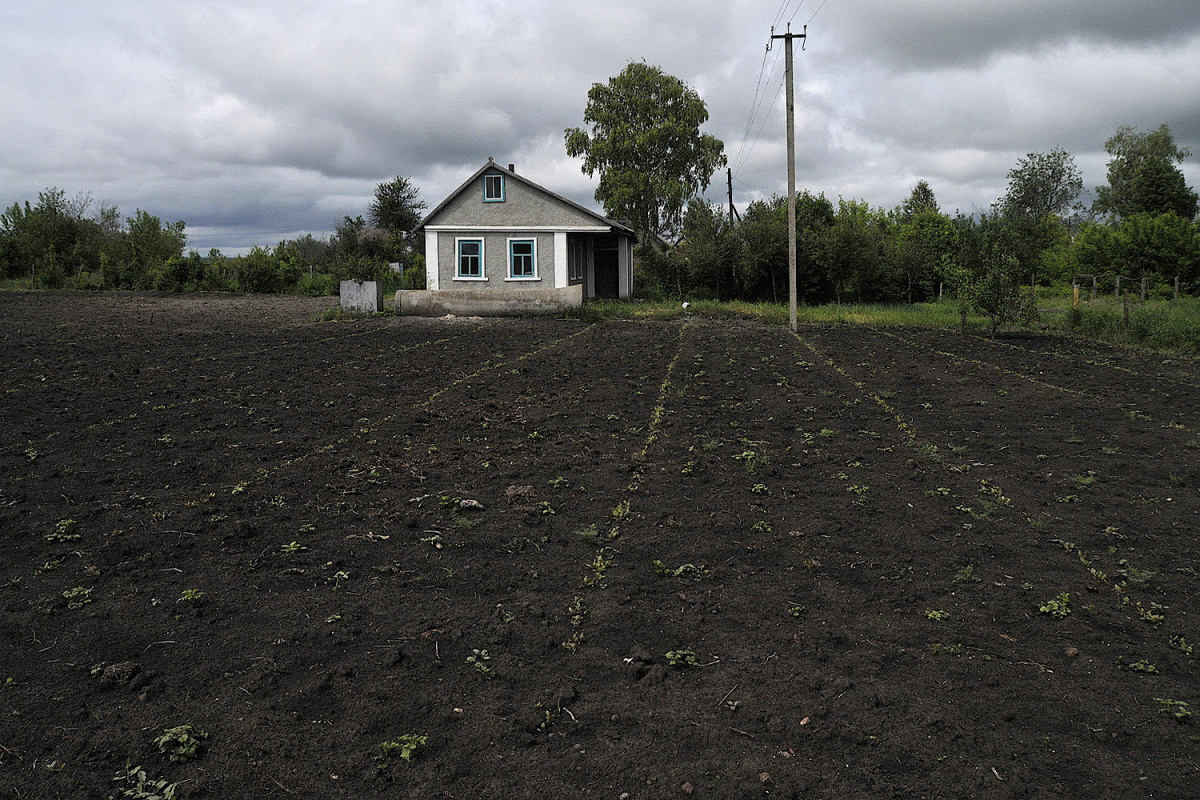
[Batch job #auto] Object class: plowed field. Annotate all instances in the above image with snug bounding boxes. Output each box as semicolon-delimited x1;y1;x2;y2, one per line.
2;291;1199;799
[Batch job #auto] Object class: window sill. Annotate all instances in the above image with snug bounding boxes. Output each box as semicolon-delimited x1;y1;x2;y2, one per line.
505;276;540;282
453;276;488;281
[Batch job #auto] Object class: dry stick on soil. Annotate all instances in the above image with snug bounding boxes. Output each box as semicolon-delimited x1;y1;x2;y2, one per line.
716;685;739;708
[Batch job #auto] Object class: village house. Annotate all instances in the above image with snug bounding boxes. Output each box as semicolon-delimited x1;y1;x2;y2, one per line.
398;159;635;315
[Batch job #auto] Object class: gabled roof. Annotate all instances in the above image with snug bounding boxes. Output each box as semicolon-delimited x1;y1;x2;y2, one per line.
415;159;635;237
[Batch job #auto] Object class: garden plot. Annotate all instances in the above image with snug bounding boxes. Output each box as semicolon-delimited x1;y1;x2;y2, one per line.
1;292;1198;799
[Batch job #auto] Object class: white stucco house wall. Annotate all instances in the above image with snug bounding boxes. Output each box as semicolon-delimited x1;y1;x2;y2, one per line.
397;159;635;315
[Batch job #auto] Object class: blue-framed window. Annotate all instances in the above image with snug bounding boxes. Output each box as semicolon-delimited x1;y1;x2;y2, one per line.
456;238;484;279
508;239;536;279
483;174;505;202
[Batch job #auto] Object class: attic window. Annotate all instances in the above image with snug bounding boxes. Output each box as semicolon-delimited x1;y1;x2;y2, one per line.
483;173;505;202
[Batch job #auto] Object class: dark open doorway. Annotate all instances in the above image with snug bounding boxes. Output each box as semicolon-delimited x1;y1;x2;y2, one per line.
593;248;619;299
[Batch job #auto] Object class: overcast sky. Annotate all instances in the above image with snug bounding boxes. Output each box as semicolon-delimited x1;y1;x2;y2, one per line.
4;0;1199;253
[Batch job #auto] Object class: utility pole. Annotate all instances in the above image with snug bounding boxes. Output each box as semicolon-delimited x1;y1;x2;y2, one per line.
727;168;737;225
771;24;806;331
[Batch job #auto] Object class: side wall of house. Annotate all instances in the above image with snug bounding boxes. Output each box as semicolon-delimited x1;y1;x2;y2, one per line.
432;230;556;291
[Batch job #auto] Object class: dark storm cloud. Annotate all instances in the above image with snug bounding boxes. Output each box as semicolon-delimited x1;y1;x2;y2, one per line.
826;0;1200;70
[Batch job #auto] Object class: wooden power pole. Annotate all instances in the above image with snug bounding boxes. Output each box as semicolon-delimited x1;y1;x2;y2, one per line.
727;168;737;225
771;24;806;331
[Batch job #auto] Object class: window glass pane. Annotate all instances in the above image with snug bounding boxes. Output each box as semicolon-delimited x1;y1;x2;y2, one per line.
510;240;534;277
484;175;503;200
459;240;482;276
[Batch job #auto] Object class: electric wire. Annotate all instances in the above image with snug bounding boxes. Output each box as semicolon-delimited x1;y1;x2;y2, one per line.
731;43;783;176
733;0;835;195
770;0;798;29
804;0;832;25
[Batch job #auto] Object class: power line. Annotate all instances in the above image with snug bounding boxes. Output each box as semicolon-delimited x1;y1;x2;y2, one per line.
733;4;832;188
731;43;784;176
771;0;800;30
805;0;832;25
786;0;809;25
735;76;786;178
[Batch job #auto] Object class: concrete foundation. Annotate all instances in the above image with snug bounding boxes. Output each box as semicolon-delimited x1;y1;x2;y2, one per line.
396;285;583;317
339;280;383;313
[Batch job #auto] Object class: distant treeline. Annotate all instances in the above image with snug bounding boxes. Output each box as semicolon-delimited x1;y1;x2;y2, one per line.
642;125;1200;305
3;127;1197;306
0;176;427;295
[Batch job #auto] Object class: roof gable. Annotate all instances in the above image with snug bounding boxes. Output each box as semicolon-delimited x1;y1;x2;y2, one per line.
417;160;633;235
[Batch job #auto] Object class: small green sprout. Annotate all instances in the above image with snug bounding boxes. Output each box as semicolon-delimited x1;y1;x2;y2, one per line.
665;650;698;667
1155;698;1191;721
466;649;492;678
46;519;80;542
653;561;710;579
154;724;208;764
376;734;428;765
1039;592;1071;618
63;587;93;609
110;766;177;800
952;564;978;584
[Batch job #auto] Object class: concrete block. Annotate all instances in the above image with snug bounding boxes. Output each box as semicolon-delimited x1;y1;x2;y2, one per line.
340;280;383;313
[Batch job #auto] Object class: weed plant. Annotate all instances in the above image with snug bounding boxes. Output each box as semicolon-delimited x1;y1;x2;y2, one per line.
154;724;207;763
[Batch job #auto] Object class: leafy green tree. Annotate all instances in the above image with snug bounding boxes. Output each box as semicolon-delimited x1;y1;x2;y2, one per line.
1072;213;1200;289
369;175;427;244
1094;125;1196;220
819;199;889;303
1070;221;1120;279
950;213;1037;335
233;246;282;293
898;180;940;220
890;206;957;303
121;210;187;288
1129;155;1198;220
734;197;789;302
677;199;737;299
1119;212;1200;284
0;189;95;282
1000;148;1082;222
995;148;1082;285
565;62;726;244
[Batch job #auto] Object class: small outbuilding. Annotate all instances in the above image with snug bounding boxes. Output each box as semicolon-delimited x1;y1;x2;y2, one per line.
399;159;635;315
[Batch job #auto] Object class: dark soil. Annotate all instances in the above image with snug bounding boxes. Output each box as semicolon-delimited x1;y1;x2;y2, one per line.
2;291;1199;799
